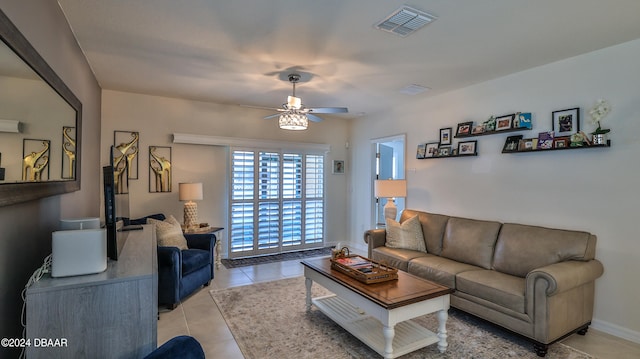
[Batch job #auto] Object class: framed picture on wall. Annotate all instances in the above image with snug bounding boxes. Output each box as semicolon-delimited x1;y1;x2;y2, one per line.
495;114;515;131
455;122;473;137
552;107;579;137
332;160;345;174
457;140;477;155
425;142;440;158
439;128;452;145
416;144;426;159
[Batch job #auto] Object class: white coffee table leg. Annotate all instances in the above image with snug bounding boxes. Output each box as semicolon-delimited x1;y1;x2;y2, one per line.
305;277;312;311
437;309;448;353
383;325;395;358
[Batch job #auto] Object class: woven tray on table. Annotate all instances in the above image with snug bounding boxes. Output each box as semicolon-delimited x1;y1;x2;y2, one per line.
330;249;398;284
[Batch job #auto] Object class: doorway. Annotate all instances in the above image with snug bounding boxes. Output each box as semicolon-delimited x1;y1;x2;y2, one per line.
372;134;406;227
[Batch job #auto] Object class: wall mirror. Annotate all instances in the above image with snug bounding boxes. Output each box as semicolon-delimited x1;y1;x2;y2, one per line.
0;9;82;207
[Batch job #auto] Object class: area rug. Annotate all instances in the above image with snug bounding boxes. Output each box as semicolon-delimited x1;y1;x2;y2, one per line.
220;247;332;269
210;276;593;359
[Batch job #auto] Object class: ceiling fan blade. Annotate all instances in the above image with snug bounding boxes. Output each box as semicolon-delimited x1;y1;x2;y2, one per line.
308;107;348;114
240;104;283;111
263;113;281;120
307;114;324;122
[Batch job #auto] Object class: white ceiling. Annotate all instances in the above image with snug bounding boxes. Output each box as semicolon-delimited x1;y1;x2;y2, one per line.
57;0;640;120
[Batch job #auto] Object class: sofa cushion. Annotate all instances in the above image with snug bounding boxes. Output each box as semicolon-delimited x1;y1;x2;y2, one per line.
385;215;426;252
400;210;449;255
147;215;189;250
440;217;501;269
456;270;526;314
181;249;210;276
493;223;596;277
408;255;481;288
371;247;430;272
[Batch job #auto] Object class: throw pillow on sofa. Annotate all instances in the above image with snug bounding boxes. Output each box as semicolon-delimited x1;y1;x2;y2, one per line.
385;215;426;252
147;215;189;250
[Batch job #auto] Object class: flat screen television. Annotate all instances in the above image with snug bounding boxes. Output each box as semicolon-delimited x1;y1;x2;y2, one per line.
103;146;131;261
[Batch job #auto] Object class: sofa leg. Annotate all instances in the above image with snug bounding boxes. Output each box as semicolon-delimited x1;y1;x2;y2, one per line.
534;343;548;357
204;280;211;287
577;326;589;335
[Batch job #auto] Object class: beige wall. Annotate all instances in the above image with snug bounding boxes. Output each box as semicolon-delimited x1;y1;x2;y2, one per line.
348;38;640;342
101;90;350;257
0;1;101;355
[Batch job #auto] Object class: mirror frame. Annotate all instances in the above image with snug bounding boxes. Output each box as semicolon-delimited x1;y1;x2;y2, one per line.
0;9;82;207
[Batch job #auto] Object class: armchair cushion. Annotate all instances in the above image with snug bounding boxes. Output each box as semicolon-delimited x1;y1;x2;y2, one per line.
182;249;210;276
147;215;189;250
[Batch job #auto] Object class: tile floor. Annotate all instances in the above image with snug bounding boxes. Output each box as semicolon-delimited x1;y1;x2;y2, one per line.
158;257;640;359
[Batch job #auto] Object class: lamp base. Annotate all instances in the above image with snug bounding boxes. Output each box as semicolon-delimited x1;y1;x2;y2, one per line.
184;201;198;229
383;198;398;221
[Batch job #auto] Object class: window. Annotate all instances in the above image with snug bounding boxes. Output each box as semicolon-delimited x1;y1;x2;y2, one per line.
229;149;324;257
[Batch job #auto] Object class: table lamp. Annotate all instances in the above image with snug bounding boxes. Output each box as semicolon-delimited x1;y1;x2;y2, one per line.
374;179;407;221
179;182;203;229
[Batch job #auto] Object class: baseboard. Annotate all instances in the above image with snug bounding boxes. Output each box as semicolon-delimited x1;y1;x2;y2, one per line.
591;318;640;344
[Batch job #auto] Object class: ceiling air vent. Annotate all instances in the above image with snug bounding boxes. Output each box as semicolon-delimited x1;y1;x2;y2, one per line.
375;5;437;37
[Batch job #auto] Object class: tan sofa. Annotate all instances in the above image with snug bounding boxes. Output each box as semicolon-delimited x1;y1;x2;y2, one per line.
364;209;604;357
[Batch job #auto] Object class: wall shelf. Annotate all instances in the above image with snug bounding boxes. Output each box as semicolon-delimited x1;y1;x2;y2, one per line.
502;141;611;154
419;153;478;159
455;127;531;138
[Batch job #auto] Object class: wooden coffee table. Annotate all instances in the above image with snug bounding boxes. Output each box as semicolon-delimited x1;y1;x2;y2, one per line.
302;258;453;359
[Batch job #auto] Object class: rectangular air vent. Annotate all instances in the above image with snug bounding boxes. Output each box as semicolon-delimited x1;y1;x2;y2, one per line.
375;5;437;37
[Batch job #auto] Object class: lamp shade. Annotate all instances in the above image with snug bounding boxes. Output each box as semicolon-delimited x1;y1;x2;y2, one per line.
279;111;308;130
179;182;203;201
374;179;407;198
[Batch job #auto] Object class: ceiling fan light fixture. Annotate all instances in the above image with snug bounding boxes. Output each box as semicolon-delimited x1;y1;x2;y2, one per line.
279;111;308;130
287;95;302;109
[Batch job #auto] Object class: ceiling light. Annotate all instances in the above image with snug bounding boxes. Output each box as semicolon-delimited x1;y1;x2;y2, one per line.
375;5;437;37
279;111;308;130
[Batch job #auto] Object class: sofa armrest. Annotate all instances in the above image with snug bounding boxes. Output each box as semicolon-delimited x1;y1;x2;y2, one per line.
185;233;216;251
526;259;604;296
363;228;386;258
157;246;181;275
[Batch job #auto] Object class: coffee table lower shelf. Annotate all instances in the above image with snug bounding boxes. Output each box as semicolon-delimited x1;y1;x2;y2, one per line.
312;294;439;358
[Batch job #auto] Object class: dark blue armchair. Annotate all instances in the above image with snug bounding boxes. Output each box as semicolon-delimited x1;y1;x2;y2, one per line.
129;214;217;309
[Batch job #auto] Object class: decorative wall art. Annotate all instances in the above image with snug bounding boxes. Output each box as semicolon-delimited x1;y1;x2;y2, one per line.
416;144;426;159
455;122;473;137
552;107;579;137
114;131;140;179
425;142;439;158
61;126;76;179
332;160;345;174
149;146;172;192
439;128;452;145
22;139;50;182
495;114;515;131
457;140;477;155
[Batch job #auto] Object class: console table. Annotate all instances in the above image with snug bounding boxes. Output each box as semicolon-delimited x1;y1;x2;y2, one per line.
26;225;158;358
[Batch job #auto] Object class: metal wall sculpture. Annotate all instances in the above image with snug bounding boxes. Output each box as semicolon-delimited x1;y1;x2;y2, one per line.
62;126;76;179
149;146;171;193
114;131;139;179
22;139;50;182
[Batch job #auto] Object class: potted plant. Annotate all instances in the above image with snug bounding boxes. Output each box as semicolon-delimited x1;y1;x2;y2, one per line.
589;99;612;145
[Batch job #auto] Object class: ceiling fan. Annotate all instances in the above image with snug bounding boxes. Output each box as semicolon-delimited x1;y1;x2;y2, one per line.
242;73;348;129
